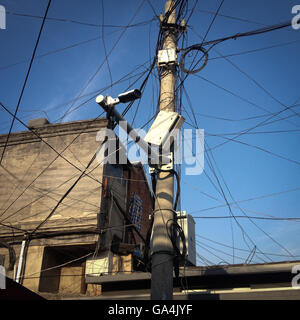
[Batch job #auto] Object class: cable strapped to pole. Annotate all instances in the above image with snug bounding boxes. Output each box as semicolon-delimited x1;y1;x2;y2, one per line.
179;45;209;74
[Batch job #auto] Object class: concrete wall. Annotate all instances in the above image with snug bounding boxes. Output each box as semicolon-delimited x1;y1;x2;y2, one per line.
22;245;44;292
0;118;108;235
0;119;153;298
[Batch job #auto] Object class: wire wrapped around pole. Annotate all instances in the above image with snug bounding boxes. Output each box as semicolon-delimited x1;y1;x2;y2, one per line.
179;45;209;74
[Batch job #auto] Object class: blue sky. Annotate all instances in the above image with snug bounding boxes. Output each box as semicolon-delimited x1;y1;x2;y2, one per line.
0;0;300;265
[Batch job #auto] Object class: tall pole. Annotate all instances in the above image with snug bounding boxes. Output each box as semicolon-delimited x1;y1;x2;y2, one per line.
151;0;178;300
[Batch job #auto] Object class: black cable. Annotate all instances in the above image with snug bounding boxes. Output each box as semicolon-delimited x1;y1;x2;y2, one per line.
196;234;300;259
207;139;295;258
208;39;300;61
151;165;185;276
0;36;102;71
1;57;150;214
195;239;254;263
195;9;269;26
179;45;208;74
180;84;273;262
188;186;300;215
189;27;300;131
204;140;272;263
207;132;300;166
196;241;230;265
193;74;300;130
0;0;52;166
6;10;155;29
101;0;113;92
0;61;153;223
201;0;225;45
0;103;103;185
179;19;292;75
59;0;147;123
56;60;152;123
188;20;292;49
179;0;224;75
29;149;100;235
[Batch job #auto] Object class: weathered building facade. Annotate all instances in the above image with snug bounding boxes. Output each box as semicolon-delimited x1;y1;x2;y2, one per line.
0;118;153;298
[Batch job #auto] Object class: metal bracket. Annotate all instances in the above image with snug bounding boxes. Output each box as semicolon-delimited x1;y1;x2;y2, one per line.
149;152;173;173
161;152;173;171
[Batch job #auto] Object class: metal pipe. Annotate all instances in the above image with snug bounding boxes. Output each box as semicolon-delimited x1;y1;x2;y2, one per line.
15;240;26;283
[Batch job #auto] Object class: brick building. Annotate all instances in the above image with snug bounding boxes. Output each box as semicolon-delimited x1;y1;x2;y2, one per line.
0;118;153;298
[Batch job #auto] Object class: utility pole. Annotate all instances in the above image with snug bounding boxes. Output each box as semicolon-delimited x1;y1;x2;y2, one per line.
150;0;178;300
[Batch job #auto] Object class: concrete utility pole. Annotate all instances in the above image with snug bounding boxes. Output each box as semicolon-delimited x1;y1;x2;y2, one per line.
151;0;178;300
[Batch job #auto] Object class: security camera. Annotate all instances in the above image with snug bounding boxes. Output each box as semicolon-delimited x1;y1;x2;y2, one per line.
118;89;141;103
144;110;185;148
96;89;141;108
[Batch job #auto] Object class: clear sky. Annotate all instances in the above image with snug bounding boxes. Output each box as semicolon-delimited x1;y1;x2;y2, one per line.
0;0;300;266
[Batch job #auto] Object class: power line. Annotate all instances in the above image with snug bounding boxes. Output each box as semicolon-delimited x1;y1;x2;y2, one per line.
0;103;103;184
178;0;225;75
6;10;155;29
182;104;300;123
208;39;300;61
193;73;300;129
0;36;102;72
190;25;300;132
0;0;52;166
206;141;295;258
183;123;269;262
181;85;276;263
58;0;147;123
101;0;113;93
188;186;300;215
182;58;298;260
0;56;154;225
195;9;269;26
206;129;300;136
0;63;151;224
196;234;300;259
189;20;292;49
204;140;271;263
207;132;300;167
196;240;230;265
28;130;143;236
201;0;225;45
0;108;104;222
51;61;152;123
195;239;257;263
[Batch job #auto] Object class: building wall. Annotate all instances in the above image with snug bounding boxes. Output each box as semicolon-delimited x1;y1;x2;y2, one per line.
0;118;108;235
0;119;153;298
0;119;108;294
